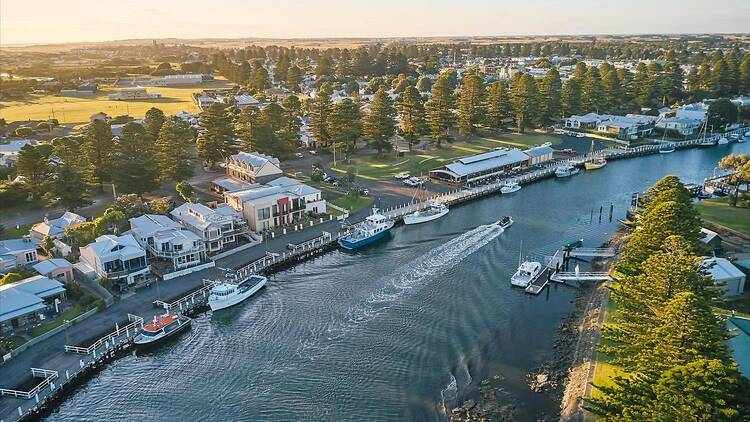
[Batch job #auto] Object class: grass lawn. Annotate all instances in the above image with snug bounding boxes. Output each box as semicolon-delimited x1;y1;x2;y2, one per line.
591;290;627;399
0;223;32;240
330;193;374;213
30;304;89;337
0;80;231;123
715;293;750;318
696;198;750;237
331;132;560;180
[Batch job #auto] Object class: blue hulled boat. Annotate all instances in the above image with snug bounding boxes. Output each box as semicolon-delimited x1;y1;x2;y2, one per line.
338;207;395;250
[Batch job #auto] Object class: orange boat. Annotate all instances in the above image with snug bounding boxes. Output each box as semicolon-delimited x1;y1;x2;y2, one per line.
133;313;192;348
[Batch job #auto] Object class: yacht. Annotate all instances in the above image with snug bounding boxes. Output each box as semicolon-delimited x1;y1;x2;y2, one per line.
493;215;513;230
338;207;395;250
717;137;729;145
500;181;521;194
208;275;267;311
555;163;580;177
658;143;675;154
510;261;543;288
698;138;717;147
584;139;606;170
133;313;192;348
403;201;449;225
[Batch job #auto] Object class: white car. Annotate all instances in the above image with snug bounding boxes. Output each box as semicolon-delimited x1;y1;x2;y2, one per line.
404;177;424;187
394;172;410;179
294;152;304;158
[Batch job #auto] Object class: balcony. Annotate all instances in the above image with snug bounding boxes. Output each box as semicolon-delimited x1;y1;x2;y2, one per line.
105;265;148;279
147;243;205;259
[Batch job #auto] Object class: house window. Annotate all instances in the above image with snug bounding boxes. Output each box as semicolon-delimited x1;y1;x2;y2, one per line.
258;208;270;220
24;251;37;263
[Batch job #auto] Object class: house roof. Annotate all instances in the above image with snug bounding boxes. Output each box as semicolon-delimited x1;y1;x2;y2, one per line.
31;211;85;237
441;149;529;177
235;95;260;106
226;185;288;202
699;227;720;245
0;275;66;298
129;214;181;238
82;234;145;261
171;203;236;231
32;258;73;275
703;257;746;281
266;176;321;197
212;177;259;192
0;288;46;323
230;151;280;168
524;145;554;158
0;238;41;257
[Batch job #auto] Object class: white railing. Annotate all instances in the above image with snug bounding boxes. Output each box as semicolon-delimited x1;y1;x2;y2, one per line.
0;368;58;399
64;314;143;355
153;280;217;311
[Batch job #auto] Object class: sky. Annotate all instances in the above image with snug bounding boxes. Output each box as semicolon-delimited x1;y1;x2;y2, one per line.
1;0;749;45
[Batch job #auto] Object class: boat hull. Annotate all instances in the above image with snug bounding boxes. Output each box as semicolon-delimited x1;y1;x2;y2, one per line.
403;208;449;225
338;228;391;250
500;186;521;194
658;149;675;154
133;318;192;350
584;161;606;170
555;168;580;177
209;278;267;311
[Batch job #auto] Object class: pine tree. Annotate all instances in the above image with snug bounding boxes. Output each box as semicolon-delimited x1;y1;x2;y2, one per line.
699;61;712;92
82;119;114;188
561;78;582;117
327;98;362;160
538;68;562;123
426;75;454;147
363;86;396;157
739;55;750;94
111;122;158;195
582;67;605;113
47;161;90;210
16;144;50;199
485;81;511;130
280;95;303;149
285;65;303;92
601;69;623;114
143;107;166;140
397;86;427;150
155;118;195;182
509;73;539;133
711;59;732;97
235;106;258;152
457;68;486;135
248;59;269;92
197;102;236;167
416;76;432;93
634;62;651;107
309;85;333;147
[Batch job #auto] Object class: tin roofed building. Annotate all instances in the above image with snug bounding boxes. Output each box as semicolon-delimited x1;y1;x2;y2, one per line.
0;275;67;334
225;151;283;184
429;149;529;184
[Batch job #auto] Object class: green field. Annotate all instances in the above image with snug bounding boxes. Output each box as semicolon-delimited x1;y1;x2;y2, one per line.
330;193;374;212
591;291;626;399
30;304;89;337
331;132;560;180
0;80;231;123
696;198;750;237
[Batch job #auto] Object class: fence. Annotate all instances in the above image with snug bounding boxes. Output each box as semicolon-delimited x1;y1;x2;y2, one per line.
64;314;143;356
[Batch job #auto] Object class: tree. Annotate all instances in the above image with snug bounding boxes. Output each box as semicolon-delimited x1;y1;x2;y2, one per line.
235;106;258;152
280;95;303;148
397;86;426;151
601;68;623;114
634;62;652;107
485;81;511;130
538;68;562;123
285;65;303;92
46;160;89;209
175;181;194;203
711;59;732;97
363;86;396;157
457;68;486;135
739;55;750;94
143;107;166;140
197;102;236;167
15;144;50;199
561;78;582;117
416;76;432;93
426;75;454;147
82;120;114;188
309;85;333;147
510;73;539;132
155;118;195;182
248;59;269;92
718;154;750;206
582;66;605;113
707;99;738;130
327;99;362;160
111;122;159;195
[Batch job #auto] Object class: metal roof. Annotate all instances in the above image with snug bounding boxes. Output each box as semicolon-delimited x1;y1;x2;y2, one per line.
442;149;529;177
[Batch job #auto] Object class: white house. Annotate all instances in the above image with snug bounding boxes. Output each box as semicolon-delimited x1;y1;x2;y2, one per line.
32;258;75;283
129;214;205;272
30;211;86;240
524;145;554;166
564;113;602;130
0;276;67;334
702;257;746;297
0;238;41;274
225;151;283;184
170;203;246;254
266;176;326;214
79;234;149;286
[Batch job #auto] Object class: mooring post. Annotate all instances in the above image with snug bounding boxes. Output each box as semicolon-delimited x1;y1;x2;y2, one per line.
18;406;23;417
80;359;84;368
35;394;39;403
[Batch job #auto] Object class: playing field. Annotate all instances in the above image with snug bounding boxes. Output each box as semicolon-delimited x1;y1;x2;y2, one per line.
696;197;750;237
0;81;231;123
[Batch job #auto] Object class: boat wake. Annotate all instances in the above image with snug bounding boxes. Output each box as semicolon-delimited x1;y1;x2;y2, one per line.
439;373;458;416
296;224;506;358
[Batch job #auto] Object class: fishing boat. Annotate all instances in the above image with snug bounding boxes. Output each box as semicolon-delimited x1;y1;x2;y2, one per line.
500;181;521;194
696;118;715;147
584;139;606;170
403;184;449;225
511;261;543;288
493;215;513;230
133;313;192;349
658;143;675;154
717;136;729;145
554;163;580;177
208;275;267;311
338;207;394;250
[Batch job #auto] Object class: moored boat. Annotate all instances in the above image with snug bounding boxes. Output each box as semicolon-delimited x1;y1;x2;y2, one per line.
403;201;449;225
133;313;192;349
658;143;675;154
554;163;580;177
500;181;521;194
717;137;729;145
584;139;606;170
338;207;394;250
208;275;267;311
510;261;543;288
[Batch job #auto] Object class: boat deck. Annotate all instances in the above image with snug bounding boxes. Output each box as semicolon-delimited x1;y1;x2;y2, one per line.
525;269;550;295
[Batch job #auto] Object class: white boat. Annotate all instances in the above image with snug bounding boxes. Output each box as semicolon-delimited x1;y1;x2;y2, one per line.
584;139;607;170
658;143;675;154
133;313;192;348
208;275;267;311
745;130;750;137
738;136;746;143
511;261;543;288
717;137;729;145
730;133;740;140
403;201;449;225
500;181;521;194
555;163;580;177
493;215;513;230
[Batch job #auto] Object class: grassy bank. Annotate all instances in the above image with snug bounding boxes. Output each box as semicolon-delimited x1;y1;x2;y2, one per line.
591;289;626;399
696;198;750;237
331;132;560;180
330;193;373;212
30;304;90;337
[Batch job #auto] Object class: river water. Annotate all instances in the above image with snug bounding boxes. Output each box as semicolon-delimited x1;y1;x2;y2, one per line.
46;142;750;422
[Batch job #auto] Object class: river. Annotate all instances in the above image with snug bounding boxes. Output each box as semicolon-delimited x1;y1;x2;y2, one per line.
45;141;750;422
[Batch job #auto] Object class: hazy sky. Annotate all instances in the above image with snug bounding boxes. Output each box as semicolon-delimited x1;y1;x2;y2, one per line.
2;0;749;45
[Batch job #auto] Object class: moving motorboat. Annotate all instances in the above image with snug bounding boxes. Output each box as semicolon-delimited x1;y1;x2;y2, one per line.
555;163;580;177
493;215;513;230
403;201;449;225
208;275;267;311
133;313;192;348
658;143;676;154
511;261;543;288
338;207;394;250
500;181;521;194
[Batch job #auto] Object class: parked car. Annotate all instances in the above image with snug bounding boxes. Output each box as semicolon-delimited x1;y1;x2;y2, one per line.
403;177;424;187
309;150;318;155
394;171;410;179
295;152;304;158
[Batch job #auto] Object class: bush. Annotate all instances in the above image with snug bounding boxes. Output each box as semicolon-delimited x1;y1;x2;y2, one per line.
311;167;324;182
14;127;35;137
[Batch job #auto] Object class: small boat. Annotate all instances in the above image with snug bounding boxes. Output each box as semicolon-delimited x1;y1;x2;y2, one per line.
737;136;746;143
584;139;606;170
745;130;750;137
500;181;521;194
511;261;543;288
698;138;716;147
493;215;513;230
575;133;585;138
555;163;580;177
403;201;449;225
717;137;729;145
133;313;192;348
338;207;394;250
208;275;267;311
730;133;740;140
658;143;675;154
